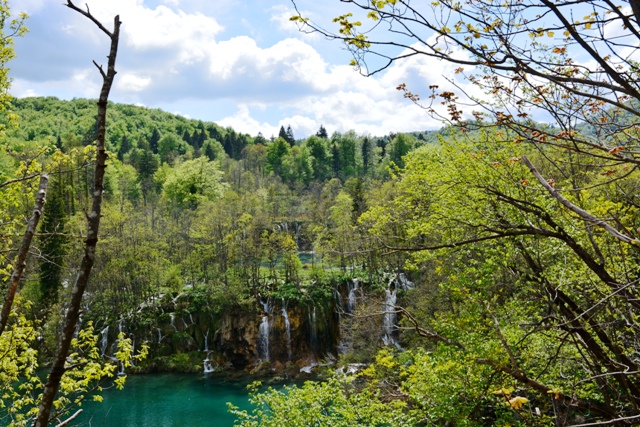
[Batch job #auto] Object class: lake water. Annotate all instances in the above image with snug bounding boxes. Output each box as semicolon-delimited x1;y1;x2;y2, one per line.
72;373;261;427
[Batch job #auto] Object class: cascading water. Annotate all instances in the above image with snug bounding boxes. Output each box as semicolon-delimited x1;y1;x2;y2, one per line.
281;298;292;361
170;313;178;332
203;329;209;352
309;304;318;353
203;355;215;373
347;278;359;313
257;299;271;363
334;289;344;315
100;326;109;357
181;315;189;329
382;277;402;349
397;273;415;291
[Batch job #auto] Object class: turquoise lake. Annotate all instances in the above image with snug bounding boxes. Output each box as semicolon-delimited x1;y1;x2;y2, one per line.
72;373;263;427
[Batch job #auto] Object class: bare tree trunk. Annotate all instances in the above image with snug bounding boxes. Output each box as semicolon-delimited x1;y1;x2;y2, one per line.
33;2;120;426
0;174;48;336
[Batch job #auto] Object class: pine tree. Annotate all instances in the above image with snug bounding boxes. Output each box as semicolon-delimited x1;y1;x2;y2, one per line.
182;129;192;145
149;128;161;154
117;135;131;161
286;125;295;146
278;125;288;142
204;142;216;161
316;124;328;139
255;132;267;145
362;137;372;176
37;176;68;311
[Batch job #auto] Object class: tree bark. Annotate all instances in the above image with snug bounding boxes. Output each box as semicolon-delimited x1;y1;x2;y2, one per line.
33;2;120;425
0;174;48;336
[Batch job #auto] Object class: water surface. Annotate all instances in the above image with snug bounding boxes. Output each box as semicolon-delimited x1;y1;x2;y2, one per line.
73;373;259;427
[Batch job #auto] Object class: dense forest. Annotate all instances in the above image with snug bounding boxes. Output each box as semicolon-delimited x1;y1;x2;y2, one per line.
3;0;640;426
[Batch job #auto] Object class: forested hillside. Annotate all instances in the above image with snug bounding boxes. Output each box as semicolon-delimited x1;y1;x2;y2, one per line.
3;96;430;300
4;0;640;425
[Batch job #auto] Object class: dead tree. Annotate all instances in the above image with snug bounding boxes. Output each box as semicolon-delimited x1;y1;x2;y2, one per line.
0;174;48;336
33;2;120;426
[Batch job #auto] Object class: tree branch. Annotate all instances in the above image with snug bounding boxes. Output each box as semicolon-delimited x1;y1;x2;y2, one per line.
0;174;48;336
521;156;640;246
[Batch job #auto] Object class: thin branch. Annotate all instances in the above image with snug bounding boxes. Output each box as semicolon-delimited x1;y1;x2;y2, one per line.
395;305;466;350
522;156;640;246
569;414;640;427
0;173;39;189
489;307;521;373
55;409;83;427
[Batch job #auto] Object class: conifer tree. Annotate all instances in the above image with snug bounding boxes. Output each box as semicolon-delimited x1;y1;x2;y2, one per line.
316;124;328;139
361;136;372;176
37;176;68;311
149;127;161;154
117;134;130;161
286;125;295;146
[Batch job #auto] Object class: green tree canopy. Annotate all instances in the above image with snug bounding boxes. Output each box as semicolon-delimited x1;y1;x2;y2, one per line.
162;157;226;209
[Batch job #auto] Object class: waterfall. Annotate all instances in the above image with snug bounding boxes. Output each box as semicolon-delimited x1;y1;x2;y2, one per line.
203;355;215;373
282;298;292;361
100;326;109;357
257;299;271;362
333;289;343;314
203;329;209;352
382;281;402;349
347;279;359;313
309;304;318;353
170;313;178;332
257;315;270;362
157;328;164;343
397;273;415;291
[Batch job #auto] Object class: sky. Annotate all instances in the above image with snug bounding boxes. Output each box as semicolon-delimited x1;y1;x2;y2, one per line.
9;0;469;139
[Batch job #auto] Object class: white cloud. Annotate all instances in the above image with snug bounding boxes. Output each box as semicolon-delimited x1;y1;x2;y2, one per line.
71;69;102;97
117;73;151;92
173;111;191;119
278;115;319;139
11;0;473;139
70;0;224;66
206;36;328;85
217;105;279;137
22;88;39;97
269;5;301;33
